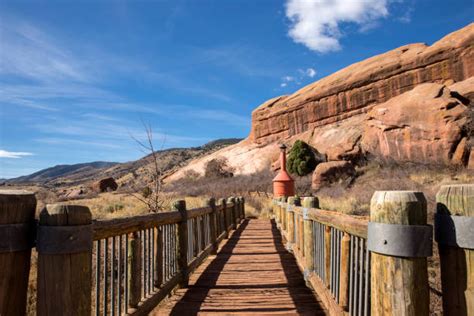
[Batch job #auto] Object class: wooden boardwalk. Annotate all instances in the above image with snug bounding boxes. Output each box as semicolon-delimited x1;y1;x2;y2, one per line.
152;219;327;315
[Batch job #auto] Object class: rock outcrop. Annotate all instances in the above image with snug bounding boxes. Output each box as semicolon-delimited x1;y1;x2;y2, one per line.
361;83;471;165
312;161;355;190
92;177;118;193
250;23;474;146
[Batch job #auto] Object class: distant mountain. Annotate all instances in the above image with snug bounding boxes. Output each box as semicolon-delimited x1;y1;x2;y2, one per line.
7;161;119;184
5;138;243;188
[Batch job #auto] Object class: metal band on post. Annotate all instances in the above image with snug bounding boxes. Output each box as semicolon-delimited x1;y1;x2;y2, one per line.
367;222;433;257
36;225;93;254
0;222;35;253
435;213;474;249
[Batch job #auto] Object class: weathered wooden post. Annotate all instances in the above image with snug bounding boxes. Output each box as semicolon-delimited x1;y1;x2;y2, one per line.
227;197;236;230
154;227;163;288
303;197;318;278
324;225;331;287
286;197;297;251
205;198;218;255
0;190;36;316
37;204;93;316
369;191;431;315
173;200;189;287
436;184;474;315
220;198;228;239
129;231;142;307
339;232;351;310
241;197;245;220
282;197;288;233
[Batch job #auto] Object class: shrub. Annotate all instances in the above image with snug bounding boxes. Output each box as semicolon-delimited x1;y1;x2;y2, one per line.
142;186;152;198
204;157;234;178
286;140;318;176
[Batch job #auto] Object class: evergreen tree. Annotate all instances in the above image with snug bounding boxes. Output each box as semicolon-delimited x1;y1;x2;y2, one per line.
286;140;317;176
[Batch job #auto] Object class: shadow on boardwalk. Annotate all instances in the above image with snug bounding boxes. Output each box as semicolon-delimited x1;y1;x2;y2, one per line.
153;219;326;315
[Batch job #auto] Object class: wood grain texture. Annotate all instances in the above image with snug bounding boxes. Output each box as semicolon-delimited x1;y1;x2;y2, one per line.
436;184;474;316
152;219;327;315
173;200;189;288
0;190;36;316
370;191;429;316
37;204;92;316
297;207;368;238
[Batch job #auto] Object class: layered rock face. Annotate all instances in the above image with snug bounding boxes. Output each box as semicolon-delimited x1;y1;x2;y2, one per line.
361;83;471;164
250;24;474;145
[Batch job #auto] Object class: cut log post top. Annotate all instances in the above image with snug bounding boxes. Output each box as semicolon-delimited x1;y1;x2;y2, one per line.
303;196;319;209
287;196;301;206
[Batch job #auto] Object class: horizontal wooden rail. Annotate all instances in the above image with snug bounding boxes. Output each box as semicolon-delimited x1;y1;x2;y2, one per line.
92;211;182;240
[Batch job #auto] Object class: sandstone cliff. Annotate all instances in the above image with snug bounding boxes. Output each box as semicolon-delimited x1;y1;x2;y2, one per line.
167;24;474;182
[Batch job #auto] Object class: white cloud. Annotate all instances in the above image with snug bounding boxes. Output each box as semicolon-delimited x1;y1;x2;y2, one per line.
285;0;391;53
280;83;288;87
0;150;34;159
306;68;317;78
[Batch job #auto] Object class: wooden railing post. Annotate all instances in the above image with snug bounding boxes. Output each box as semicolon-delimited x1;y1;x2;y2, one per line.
324;225;331;287
436;184;474;315
303;197;318;277
205;198;218;255
282;197;287;232
227;197;236;230
370;191;430;315
339;232;350;310
37;204;93;316
129;231;142;307
240;197;245;220
220;198;228;239
173;200;189;287
0;190;36;316
154;227;163;288
286;197;297;251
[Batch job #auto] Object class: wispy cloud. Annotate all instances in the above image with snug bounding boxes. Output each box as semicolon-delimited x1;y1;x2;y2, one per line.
279;67;317;88
0;150;34;158
285;0;393;53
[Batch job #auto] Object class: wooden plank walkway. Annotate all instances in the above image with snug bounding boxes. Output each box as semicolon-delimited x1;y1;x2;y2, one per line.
152;219;327;315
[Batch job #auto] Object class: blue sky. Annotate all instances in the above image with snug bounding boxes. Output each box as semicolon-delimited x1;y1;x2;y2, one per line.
0;0;472;178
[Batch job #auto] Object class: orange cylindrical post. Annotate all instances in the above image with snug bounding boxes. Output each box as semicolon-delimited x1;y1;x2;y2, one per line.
273;144;295;197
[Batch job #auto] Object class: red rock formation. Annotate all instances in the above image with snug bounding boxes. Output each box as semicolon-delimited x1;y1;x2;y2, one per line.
361;83;471;164
312;161;355;190
92;177;118;193
250;24;474;145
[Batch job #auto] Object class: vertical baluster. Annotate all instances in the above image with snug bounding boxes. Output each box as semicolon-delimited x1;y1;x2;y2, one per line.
335;230;338;301
104;238;109;316
358;237;364;316
354;237;359;314
349;235;354;315
124;234;129;313
364;241;370;316
118;235;122;316
111;236;116;316
96;240;101;316
128;231;141;309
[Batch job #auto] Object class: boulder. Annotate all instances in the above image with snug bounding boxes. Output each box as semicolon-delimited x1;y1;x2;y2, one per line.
92;177;118;193
65;188;84;199
361;83;471;165
450;77;474;105
468;149;474;170
452;137;469;165
312;161;355;190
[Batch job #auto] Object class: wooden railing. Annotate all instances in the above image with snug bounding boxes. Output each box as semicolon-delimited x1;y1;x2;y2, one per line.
273;184;474;316
0;193;245;316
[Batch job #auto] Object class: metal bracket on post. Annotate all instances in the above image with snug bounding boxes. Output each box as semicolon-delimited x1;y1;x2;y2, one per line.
36;225;93;254
367;222;433;258
302;208;310;220
435;214;474;249
0;222;35;253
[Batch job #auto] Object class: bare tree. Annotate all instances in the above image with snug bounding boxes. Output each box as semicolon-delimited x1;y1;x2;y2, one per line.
130;122;166;212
